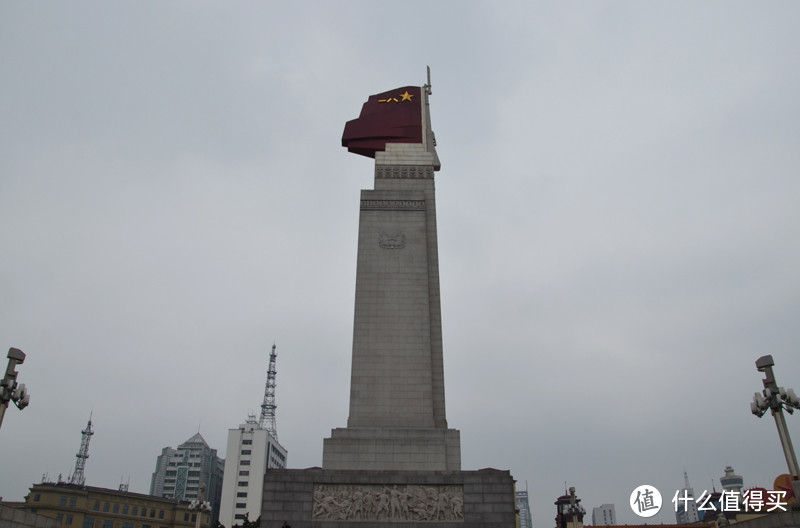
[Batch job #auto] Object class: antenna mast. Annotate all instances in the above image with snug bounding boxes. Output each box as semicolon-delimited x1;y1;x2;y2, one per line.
259;343;278;440
70;415;94;486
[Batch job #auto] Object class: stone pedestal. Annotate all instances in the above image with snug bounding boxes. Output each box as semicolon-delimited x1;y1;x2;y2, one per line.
323;428;461;471
259;468;516;528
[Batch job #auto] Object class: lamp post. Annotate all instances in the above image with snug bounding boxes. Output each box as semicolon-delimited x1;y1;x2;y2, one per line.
189;483;211;528
0;348;31;432
750;355;800;500
568;487;584;528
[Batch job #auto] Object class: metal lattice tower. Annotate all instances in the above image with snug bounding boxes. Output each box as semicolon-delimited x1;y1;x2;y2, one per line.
70;415;94;486
259;343;278;440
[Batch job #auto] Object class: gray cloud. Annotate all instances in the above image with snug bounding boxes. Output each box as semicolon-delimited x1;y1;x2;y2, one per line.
2;2;800;527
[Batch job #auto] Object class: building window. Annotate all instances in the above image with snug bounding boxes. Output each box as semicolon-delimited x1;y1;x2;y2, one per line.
33;494;40;502
113;504;119;513
240;460;250;466
184;513;189;522
103;503;110;512
241;450;251;455
239;470;249;476
150;509;156;518
122;524;133;528
69;497;77;507
102;522;113;528
57;514;63;523
236;492;247;498
60;496;67;506
83;519;94;528
66;515;74;525
159;510;164;519
242;440;252;445
141;508;147;517
93;502;100;511
236;503;246;509
132;506;138;516
234;514;246;520
122;505;128;515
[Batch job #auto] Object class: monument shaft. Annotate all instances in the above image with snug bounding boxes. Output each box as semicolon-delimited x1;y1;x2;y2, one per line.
349;173;446;429
323;86;460;471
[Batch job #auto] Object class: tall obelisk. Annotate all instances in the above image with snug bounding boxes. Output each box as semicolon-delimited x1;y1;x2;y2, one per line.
259;76;515;528
322;78;461;471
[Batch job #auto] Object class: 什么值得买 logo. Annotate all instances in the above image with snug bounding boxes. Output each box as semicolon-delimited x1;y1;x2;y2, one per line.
630;484;788;518
630;485;662;518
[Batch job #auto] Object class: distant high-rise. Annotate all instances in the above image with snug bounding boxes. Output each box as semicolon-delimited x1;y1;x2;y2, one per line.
675;472;699;524
218;415;287;527
150;432;224;524
517;488;533;528
218;344;288;528
720;466;744;494
592;504;616;526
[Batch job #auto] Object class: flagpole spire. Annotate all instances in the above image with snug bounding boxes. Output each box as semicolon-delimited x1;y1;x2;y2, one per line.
425;65;432;95
422;66;439;167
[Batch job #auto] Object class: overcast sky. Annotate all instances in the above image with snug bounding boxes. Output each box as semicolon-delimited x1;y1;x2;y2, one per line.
2;2;800;527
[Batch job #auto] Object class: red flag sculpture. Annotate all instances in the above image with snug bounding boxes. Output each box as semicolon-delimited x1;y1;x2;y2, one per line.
341;86;423;158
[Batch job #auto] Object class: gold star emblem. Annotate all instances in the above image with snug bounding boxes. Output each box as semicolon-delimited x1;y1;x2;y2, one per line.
399;91;413;102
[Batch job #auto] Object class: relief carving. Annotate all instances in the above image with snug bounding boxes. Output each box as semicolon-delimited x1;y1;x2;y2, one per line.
312;484;464;522
378;232;405;250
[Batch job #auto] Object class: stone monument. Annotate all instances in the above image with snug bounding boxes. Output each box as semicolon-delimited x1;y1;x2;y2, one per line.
322;80;459;473
258;74;516;527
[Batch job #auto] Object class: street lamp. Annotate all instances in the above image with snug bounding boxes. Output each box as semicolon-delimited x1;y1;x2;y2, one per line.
750;354;800;499
0;347;31;432
188;483;211;528
568;487;584;528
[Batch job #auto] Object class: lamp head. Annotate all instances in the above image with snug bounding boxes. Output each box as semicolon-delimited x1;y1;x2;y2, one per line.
756;355;775;372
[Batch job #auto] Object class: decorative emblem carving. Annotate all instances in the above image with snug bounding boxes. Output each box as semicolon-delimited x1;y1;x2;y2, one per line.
361;199;425;211
375;166;434;180
379;232;405;250
312;484;464;522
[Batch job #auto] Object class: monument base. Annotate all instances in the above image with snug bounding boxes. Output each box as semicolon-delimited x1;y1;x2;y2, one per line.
259;468;516;528
322;428;461;471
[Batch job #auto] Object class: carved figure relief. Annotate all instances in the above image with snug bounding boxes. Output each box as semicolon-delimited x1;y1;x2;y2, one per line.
378;232;406;250
312;484;464;522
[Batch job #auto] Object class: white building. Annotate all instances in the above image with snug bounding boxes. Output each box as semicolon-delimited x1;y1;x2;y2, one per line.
592;503;616;525
218;416;287;527
720;466;744;493
675;472;699;524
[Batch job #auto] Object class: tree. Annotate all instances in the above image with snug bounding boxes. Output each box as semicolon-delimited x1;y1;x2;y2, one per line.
231;512;261;528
